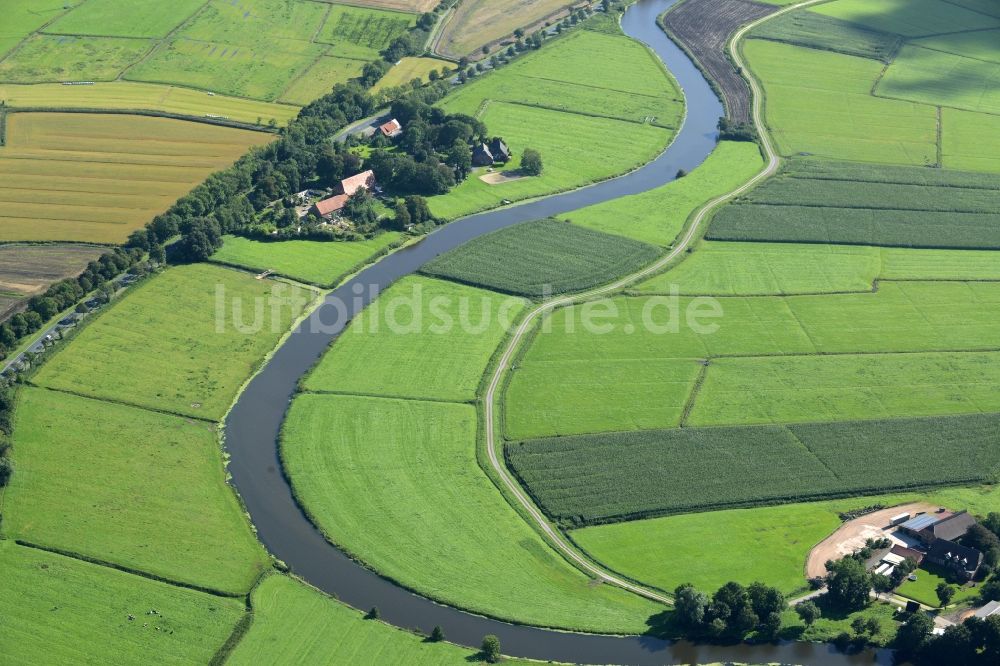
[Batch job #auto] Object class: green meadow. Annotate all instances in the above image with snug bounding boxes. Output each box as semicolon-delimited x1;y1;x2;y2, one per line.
750;10;900;61
4;388;269;594
896;564;981;607
0;2;75;58
316;4;415;61
176;0;329;46
212;233;403;286
281;394;661;632
304;276;525;402
942;108;1000;173
33;264;315;420
46;0;203;38
278;55;367;105
878;44;1000;115
880;247;1000;280
0;541;244;665
813;0;1000;37
0;35;151;82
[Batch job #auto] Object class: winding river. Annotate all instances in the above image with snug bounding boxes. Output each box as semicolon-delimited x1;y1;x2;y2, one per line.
224;1;893;663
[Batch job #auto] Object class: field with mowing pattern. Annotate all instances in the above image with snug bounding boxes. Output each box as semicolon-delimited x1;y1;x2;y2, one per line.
304;276;525;402
316;4;415;61
33;264;316;420
421;218;661;297
4;388;270;594
880;247;1000;280
507;413;1000;524
812;0;1000;37
277;56;367;105
0;113;271;243
372;56;450;91
0;243;105;319
436;0;571;58
212;233;403;287
0;541;245;665
942;108;1000;173
282;393;661;632
46;0;203;38
750;10;900;61
878;44;1000;115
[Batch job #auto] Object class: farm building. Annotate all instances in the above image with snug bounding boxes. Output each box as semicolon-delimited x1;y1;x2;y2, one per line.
926;539;982;581
338;170;376;196
974;600;1000;619
311;194;350;219
379;118;402;138
471;138;512;167
900;511;977;545
889;544;924;565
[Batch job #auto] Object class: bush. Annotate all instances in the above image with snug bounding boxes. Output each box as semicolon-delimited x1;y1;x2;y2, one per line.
520;148;543;176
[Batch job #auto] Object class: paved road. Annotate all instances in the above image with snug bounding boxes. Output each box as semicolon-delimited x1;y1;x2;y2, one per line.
480;0;830;606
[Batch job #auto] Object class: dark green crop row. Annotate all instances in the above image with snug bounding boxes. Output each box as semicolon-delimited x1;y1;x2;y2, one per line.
750;11;901;62
421;218;662;297
506;413;1000;526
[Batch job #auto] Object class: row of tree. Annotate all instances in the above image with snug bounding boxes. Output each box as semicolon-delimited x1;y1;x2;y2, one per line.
674;581;787;638
0;387;13;487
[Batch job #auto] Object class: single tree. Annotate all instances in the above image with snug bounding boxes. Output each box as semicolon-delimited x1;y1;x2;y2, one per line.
674;583;708;629
430;625;444;642
480;634;501;663
796;600;821;627
936;582;956;607
365;606;380;620
520;148;543;176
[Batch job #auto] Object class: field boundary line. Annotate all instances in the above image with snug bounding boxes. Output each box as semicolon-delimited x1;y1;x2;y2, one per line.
495;99;680;130
480;0;830;606
678;360;709;427
114;0;213;83
300;388;476;406
27;384;219;424
13;540;247;598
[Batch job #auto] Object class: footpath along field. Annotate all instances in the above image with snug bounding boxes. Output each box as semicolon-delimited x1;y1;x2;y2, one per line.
0;113;271;244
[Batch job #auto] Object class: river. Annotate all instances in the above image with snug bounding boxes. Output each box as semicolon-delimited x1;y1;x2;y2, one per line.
223;0;893;663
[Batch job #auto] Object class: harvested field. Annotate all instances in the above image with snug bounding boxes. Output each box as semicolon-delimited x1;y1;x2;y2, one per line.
436;0;580;59
663;0;775;122
0;243;105;320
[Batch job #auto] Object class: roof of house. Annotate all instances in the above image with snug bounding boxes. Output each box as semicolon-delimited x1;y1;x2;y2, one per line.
932;511;977;541
975;600;1000;619
313;194;349;216
340;170;375;196
927;538;982;571
900;514;940;532
488;138;510;158
890;544;925;562
379;119;402;136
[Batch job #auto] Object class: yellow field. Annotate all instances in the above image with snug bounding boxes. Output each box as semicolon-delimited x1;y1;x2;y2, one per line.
0;112;271;243
372;56;451;91
0;81;299;126
437;0;576;57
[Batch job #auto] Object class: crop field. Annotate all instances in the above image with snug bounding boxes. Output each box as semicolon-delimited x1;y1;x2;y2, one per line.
304;276;525;402
230;575;528;665
0;35;152;83
813;0;1000;37
436;0;570;58
4;388;269;593
743;40;937;164
316;4;415;61
0;243;105;319
33;264;315;419
636;242;881;295
212;233;402;287
707;158;1000;248
46;0;203;38
0;112;271;243
942;107;1000;173
0;542;244;665
688;352;1000;426
878;44;1000;115
750;10;901;61
371;56;449;91
281;393;660;632
564;141;764;247
663;0;776;122
507;413;1000;524
421;218;661;297
277;55;367;105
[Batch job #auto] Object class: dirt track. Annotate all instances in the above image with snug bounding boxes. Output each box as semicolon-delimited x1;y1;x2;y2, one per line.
805;502;939;579
663;0;775;122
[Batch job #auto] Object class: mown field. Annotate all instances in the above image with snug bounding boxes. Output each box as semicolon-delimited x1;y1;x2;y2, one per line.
562;141;764;247
0;541;245;665
4;388;270;594
942;107;1000;173
230;575;531;665
812;0;1000;37
281;393;660;632
33;264;315;419
436;0;570;58
304;276;524;402
707;159;1000;248
0;2;75;58
896;563;981;607
0;112;271;243
421;218;661;297
880;247;1000;280
0;243;105;319
878;44;1000;115
212;233;402;287
45;0;203;38
750;9;901;61
372;56;450;91
276;55;367;105
507;413;1000;524
316;4;415;60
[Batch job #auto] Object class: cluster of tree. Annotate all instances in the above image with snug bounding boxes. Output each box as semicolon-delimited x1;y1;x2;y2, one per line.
964;517;1000;574
674;581;786;638
896;611;1000;665
381;12;436;63
390;195;435;231
718;117;758;142
823;541;918;610
0;387;13;487
0;247;145;362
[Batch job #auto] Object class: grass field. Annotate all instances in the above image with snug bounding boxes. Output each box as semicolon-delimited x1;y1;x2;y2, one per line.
0;112;271;243
281;393;661;632
4;388;269;593
880;247;1000;280
913;28;1000;64
507;413;1000;524
636;242;881;295
277;55;367;105
743;39;937;164
896;564;981;607
421;218;662;297
316;4;415;60
0;2;77;58
334;0;437;11
878;44;1000;115
563;142;764;247
0;541;244;665
46;0;203;38
750;10;901;61
230;575;532;665
372;56;450;91
813;0;1000;37
212;233;402;286
33;264;315;419
689;351;1000;426
0;243;105;319
436;0;570;58
304;276;524;402
942;107;1000;173
0;35;152;83
177;0;329;47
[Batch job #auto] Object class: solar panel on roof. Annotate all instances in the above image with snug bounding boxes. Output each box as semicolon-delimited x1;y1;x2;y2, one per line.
900;514;939;531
